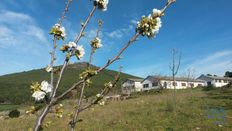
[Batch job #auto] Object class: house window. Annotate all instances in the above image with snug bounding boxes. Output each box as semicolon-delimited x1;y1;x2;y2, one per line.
172;82;177;86
218;80;221;83
143;84;149;88
224;80;227;83
181;83;186;86
198;84;202;86
152;82;158;87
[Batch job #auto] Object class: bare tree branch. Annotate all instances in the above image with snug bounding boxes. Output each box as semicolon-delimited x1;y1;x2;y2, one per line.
69;82;86;131
33;5;97;131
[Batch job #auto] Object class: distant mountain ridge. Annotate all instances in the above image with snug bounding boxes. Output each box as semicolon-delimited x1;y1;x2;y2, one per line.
0;62;140;104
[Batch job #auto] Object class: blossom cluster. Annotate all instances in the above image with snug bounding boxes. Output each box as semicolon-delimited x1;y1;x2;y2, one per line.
94;0;109;11
49;23;66;40
26;106;37;114
104;81;113;89
90;37;102;50
79;69;98;80
46;65;53;73
136;9;162;38
55;104;64;118
60;41;85;60
31;81;52;101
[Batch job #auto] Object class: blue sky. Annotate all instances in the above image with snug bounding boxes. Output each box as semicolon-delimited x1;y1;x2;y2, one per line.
0;0;232;78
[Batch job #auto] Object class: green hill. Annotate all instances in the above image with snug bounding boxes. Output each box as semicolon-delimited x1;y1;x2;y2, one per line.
0;62;140;105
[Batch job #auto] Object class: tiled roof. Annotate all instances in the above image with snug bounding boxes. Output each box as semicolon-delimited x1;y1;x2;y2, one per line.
149;76;205;82
199;75;232;81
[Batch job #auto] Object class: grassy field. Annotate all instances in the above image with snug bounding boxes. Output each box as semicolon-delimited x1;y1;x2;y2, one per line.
0;104;20;112
0;88;232;131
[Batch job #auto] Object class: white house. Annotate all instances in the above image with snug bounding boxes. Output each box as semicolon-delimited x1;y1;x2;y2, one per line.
198;75;232;87
121;78;143;94
141;76;205;90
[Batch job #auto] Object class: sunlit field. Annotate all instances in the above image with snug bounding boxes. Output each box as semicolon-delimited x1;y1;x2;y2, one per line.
1;88;232;131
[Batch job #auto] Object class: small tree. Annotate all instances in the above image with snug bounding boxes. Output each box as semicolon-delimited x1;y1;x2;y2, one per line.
169;48;181;111
186;68;196;88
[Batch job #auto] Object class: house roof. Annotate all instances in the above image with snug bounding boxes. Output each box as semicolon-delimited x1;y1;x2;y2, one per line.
198;75;232;81
127;78;143;82
143;75;204;83
122;78;143;84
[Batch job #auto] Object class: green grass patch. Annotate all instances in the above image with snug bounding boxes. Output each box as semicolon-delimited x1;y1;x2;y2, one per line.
0;104;20;112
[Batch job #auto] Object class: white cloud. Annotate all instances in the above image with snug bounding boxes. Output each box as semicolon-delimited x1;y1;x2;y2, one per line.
107;25;133;38
186;50;232;76
0;10;49;54
0;10;51;75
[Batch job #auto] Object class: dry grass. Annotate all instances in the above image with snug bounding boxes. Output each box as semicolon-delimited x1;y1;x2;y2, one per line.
1;88;232;131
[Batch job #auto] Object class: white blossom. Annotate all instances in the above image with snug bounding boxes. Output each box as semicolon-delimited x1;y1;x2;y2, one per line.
95;37;102;48
96;93;102;98
99;101;105;106
95;0;109;11
46;65;53;73
154;17;162;33
75;45;85;59
91;37;102;49
54;23;60;28
67;41;77;48
152;8;162;16
136;13;162;38
32;91;46;101
41;81;52;93
60;26;66;38
52;23;66;39
109;83;113;88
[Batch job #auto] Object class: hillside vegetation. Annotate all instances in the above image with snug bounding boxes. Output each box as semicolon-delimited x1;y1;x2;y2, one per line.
0;88;232;130
0;62;139;105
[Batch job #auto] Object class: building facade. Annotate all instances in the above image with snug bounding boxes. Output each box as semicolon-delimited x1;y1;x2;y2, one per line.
198;75;232;87
121;78;143;94
141;76;205;90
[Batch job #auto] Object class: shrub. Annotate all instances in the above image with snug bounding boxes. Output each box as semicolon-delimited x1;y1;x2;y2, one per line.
8;109;20;118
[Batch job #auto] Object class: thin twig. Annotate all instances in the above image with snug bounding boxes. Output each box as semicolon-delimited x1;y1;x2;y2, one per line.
50;36;57;97
50;0;72;98
73;69;121;126
54;32;139;103
79;72;120;113
58;0;73;25
88;21;102;68
52;61;68;98
74;6;97;43
70;82;86;131
33;4;97;131
98;33;140;73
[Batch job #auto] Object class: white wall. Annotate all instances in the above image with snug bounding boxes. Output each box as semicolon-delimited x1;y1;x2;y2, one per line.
211;80;230;87
134;82;143;91
141;79;159;91
142;79;205;90
160;80;204;89
122;80;143;93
